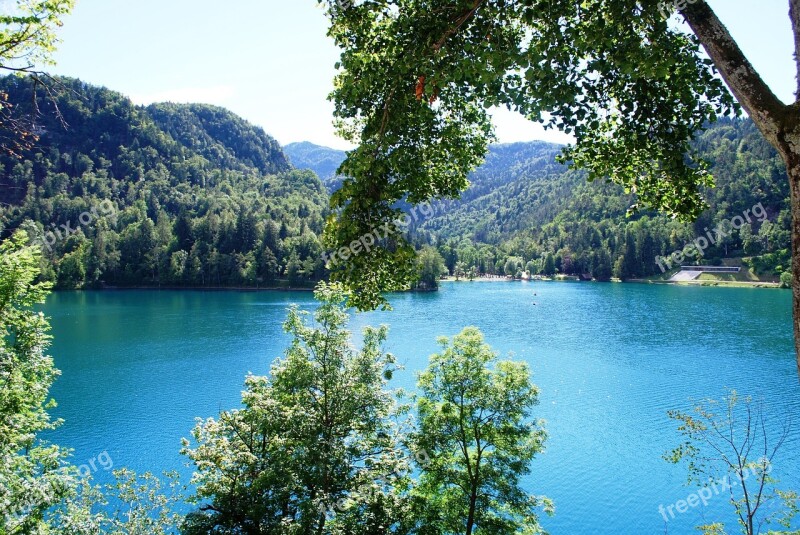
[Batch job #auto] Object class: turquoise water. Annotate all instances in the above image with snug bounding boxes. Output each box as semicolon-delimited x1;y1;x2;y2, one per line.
42;282;800;534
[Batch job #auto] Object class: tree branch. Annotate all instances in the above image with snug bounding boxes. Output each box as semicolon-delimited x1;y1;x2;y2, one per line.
432;0;485;53
680;1;790;147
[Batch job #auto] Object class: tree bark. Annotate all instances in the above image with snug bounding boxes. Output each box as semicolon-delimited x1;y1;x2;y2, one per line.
681;1;800;378
784;138;800;379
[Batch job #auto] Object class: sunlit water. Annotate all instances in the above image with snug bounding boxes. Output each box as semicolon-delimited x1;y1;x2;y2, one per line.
42;281;800;534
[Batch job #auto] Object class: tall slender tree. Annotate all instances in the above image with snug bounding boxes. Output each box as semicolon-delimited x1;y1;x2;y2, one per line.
410;327;551;535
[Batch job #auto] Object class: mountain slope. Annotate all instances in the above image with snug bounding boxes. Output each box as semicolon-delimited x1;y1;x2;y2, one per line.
280;117;789;281
0;76;329;289
149;102;290;176
421;118;790;280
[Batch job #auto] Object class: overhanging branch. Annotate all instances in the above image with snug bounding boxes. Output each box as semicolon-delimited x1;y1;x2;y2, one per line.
680;1;789;146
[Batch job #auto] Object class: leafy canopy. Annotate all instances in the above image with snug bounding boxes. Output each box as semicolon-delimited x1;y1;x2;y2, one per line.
0;0;74;71
0;230;74;533
320;0;736;309
0;0;75;154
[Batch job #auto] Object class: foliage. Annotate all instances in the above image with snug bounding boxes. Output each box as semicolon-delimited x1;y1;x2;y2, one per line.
181;282;407;534
0;0;74;72
53;469;183;535
0;0;75;154
409;327;551;535
415;246;446;290
0;230;75;533
782;271;793;289
319;0;737;308
666;391;799;535
745;250;792;279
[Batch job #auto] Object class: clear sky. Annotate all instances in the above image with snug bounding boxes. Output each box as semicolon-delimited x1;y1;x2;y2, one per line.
47;0;795;150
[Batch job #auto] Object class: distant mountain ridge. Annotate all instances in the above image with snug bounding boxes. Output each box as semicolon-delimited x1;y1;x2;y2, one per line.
287;118;790;281
283;141;347;191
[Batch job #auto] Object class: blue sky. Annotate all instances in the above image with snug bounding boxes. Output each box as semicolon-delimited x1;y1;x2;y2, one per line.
48;0;795;150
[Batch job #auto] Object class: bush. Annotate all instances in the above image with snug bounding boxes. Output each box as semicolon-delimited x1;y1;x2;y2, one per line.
748;249;791;276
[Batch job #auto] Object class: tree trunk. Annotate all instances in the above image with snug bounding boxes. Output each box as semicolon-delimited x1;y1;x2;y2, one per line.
465;486;477;535
785;142;800;378
681;1;800;378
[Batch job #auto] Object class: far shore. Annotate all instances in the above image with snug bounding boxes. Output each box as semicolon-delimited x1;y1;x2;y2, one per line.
50;276;786;293
628;279;782;289
443;275;784;289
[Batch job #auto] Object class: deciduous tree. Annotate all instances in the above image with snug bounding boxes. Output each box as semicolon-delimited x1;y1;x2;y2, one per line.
0;231;76;532
410;327;551;535
0;0;74;154
182;283;405;534
666;391;799;535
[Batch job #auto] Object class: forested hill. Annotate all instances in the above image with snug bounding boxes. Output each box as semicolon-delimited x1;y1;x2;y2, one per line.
420;141;586;243
419;117;790;281
0;76;329;288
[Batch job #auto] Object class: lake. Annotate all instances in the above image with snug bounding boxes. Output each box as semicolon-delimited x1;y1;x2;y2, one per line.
42;281;800;534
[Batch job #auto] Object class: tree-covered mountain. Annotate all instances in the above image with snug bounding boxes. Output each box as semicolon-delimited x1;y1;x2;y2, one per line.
0;76;329;289
148;102;290;176
417;117;790;281
282;122;789;282
0;75;788;289
283;141;347;192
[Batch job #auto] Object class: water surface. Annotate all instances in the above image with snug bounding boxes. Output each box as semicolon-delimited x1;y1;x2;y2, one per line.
43;282;800;534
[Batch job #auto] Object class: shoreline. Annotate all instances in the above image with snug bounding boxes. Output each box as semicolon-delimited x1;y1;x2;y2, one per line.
443;276;783;289
48;277;786;293
627;279;782;289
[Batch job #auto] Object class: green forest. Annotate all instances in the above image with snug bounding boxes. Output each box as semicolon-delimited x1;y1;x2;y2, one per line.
290;121;792;283
0;76;329;289
0;77;792;292
422;118;791;281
